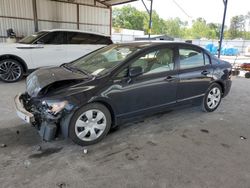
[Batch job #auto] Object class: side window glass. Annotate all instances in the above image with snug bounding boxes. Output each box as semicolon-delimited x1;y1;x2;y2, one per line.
204;53;210;65
89;35;102;44
67;33;112;45
68;32;107;44
96;37;113;45
37;32;64;44
67;32;91;44
179;48;204;69
131;48;174;75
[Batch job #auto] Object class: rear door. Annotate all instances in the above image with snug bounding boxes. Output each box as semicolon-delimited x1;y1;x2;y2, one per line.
176;45;213;102
66;32;110;62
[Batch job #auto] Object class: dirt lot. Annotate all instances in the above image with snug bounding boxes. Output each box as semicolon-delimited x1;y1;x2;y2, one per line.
0;76;250;188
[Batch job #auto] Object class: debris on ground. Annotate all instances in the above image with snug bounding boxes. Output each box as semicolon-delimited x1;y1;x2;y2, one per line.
16;130;20;135
56;182;66;188
24;160;31;168
1;144;7;148
83;148;88;154
200;129;209;134
240;136;247;140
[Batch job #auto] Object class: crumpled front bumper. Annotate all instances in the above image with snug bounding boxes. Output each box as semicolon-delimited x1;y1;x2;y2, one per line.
14;93;35;124
14;93;57;141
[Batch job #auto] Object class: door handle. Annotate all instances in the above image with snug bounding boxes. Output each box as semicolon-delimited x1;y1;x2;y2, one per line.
201;70;210;75
165;76;177;82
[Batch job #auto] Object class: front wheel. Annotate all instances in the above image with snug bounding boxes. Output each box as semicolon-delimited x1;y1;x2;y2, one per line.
69;103;111;146
0;59;24;82
202;83;222;112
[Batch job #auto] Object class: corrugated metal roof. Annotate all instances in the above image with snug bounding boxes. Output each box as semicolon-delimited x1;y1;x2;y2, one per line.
51;0;137;7
98;0;138;6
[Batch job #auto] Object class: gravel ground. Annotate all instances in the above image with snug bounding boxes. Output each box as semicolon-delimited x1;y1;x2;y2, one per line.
0;76;250;188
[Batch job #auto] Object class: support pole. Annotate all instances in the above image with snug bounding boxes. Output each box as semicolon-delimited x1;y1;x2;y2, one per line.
148;0;153;39
141;0;150;14
141;0;153;39
218;0;228;58
32;0;38;32
77;4;80;30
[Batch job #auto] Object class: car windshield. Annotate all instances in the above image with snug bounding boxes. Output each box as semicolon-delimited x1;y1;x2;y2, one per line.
68;44;140;76
18;31;48;44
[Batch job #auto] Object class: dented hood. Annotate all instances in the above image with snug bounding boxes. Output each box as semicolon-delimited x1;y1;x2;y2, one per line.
26;66;89;97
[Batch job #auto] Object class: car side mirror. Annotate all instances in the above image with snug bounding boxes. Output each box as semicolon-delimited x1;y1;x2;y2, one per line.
129;66;143;78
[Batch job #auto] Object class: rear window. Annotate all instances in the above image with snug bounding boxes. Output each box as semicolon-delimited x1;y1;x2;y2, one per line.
179;48;205;69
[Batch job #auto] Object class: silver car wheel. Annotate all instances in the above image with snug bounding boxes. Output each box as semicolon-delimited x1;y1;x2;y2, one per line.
206;87;221;109
0;60;22;81
75;109;107;141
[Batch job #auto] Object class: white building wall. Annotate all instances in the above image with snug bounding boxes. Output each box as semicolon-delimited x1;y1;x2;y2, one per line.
0;0;34;42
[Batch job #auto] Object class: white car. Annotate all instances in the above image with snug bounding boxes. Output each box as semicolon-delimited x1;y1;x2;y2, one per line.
0;29;112;82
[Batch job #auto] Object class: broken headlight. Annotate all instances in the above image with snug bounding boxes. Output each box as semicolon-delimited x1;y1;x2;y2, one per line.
42;100;68;115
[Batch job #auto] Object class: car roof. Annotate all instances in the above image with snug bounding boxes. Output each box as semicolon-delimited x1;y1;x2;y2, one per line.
41;29;110;37
115;41;204;50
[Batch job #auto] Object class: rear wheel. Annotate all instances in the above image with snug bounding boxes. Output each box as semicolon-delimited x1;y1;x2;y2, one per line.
245;72;250;78
202;83;222;112
69;103;111;146
0;59;23;82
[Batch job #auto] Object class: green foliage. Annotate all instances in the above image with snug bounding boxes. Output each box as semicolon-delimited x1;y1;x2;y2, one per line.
228;15;246;39
191;18;208;39
112;5;250;40
164;18;185;37
112;5;145;30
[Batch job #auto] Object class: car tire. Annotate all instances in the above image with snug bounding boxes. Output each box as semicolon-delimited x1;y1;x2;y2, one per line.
69;103;112;146
245;72;250;78
202;83;222;112
0;59;24;83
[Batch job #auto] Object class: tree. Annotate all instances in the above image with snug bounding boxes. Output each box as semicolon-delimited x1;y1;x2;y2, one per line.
228;15;245;39
245;12;250;31
164;18;184;37
207;23;221;39
112;5;145;30
142;10;168;35
191;18;209;39
112;6;250;40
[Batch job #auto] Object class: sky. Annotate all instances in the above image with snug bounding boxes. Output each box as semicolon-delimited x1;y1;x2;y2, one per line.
116;0;250;27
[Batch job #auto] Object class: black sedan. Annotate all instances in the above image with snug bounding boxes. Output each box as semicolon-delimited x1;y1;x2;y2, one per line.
14;42;232;146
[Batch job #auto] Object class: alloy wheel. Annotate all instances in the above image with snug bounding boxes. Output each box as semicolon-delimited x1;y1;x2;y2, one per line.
0;60;22;82
206;87;221;109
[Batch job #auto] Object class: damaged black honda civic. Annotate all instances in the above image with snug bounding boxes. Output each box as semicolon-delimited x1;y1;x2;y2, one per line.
15;42;232;146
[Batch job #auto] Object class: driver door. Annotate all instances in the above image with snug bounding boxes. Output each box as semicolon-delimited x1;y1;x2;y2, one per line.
109;46;179;118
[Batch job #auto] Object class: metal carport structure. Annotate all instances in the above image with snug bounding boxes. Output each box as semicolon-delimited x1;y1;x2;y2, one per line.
0;0;137;42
